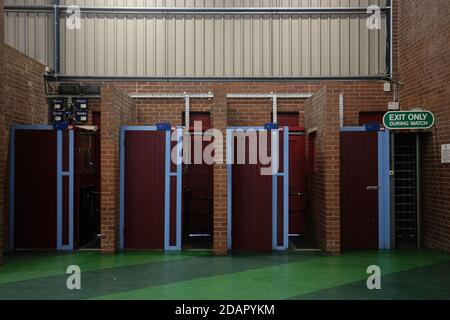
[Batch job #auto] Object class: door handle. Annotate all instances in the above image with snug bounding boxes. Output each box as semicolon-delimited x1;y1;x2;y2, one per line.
366;186;379;191
289;193;304;196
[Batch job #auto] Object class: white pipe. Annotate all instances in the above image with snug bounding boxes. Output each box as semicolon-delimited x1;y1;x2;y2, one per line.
272;94;278;124
184;92;190;130
226;93;313;125
227;93;313;99
339;94;344;127
130;92;213;99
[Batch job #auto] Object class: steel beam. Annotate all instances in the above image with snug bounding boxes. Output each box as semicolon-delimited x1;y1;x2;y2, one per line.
46;75;389;82
4;5;389;15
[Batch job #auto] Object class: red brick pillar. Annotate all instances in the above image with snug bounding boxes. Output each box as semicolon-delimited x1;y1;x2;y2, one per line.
100;85;136;254
99;86;119;254
212;87;228;255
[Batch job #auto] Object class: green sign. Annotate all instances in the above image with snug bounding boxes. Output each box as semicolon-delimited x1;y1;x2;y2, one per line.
383;111;435;130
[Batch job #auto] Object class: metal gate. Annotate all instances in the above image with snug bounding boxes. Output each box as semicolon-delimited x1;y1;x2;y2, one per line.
227;125;289;251
393;133;420;247
120;125;182;251
9;125;74;251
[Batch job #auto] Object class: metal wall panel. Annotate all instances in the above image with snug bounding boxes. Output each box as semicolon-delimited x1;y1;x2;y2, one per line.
5;0;54;67
5;0;388;77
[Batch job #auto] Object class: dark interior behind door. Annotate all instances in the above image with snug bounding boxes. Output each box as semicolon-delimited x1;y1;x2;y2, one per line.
183;113;213;249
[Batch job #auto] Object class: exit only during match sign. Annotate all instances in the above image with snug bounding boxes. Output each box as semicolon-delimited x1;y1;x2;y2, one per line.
383;111;435;130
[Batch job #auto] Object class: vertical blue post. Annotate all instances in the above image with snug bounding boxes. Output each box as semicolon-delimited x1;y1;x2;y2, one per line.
56;130;63;250
283;127;289;249
164;130;171;251
271;129;280;250
119;128;125;250
53;0;60;73
272;172;278;250
226;129;233;250
176;128;183;250
378;129;391;250
68;130;74;250
9;127;16;250
386;0;392;76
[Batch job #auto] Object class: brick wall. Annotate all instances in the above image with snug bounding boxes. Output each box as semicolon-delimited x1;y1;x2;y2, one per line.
99;80;392;254
0;45;48;256
113;81;390;128
397;0;450;252
304;87;341;254
99;84;136;253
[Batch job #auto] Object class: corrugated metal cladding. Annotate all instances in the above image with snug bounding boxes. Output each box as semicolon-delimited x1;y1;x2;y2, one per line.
5;0;388;78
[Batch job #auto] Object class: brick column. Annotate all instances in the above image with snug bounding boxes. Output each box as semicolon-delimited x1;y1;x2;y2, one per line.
211;87;228;255
100;85;136;254
304;86;341;254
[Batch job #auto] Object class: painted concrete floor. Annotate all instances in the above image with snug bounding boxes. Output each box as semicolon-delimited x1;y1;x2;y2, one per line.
0;250;449;300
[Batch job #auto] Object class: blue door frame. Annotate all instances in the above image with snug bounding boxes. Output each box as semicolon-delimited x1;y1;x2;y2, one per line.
9;125;74;251
119;125;183;251
226;125;290;251
340;126;391;250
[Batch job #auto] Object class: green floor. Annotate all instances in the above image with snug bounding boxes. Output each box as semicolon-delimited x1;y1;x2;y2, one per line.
0;249;449;300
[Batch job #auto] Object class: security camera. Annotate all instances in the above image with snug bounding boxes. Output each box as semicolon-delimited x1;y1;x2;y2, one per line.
45;66;56;76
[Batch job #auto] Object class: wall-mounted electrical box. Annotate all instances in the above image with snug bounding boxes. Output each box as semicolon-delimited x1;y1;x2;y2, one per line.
389;102;400;110
52;99;66;122
52;98;89;124
75;99;89;123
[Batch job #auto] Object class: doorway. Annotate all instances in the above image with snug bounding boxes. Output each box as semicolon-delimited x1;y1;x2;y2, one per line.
182;113;214;249
277;113;310;250
393;133;421;248
74;128;101;249
340;131;380;250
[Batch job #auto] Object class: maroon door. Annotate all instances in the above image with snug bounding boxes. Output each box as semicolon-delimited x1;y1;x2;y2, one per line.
288;134;306;234
124;131;166;249
14;130;58;249
278;114;306;235
183;113;214;239
232;130;273;251
340;132;379;250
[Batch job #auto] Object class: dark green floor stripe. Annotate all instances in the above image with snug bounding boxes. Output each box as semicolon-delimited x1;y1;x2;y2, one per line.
0;251;192;285
93;250;450;300
289;261;450;300
0;251;320;300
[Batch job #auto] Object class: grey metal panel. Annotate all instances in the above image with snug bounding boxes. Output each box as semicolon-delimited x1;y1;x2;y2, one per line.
5;0;54;67
5;0;388;77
